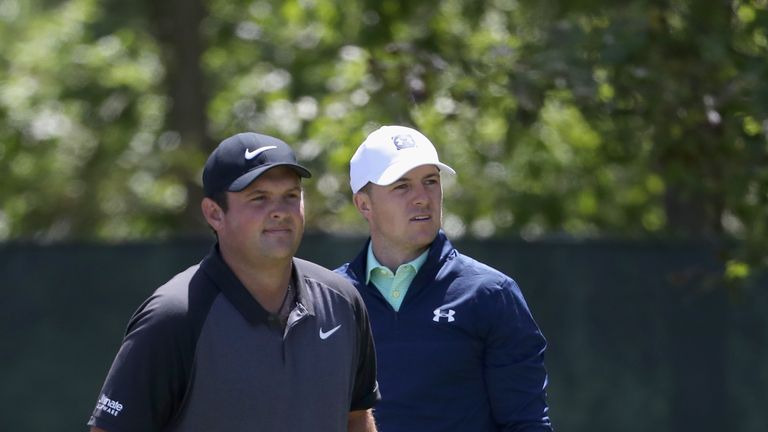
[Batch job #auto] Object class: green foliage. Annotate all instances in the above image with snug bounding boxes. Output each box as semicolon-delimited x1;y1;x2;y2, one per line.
1;0;767;277
0;0;177;240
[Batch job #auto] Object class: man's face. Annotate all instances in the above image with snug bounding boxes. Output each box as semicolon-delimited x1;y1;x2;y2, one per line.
207;166;305;264
356;165;443;260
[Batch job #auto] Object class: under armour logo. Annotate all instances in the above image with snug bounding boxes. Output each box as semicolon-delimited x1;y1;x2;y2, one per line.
391;134;416;150
433;308;456;322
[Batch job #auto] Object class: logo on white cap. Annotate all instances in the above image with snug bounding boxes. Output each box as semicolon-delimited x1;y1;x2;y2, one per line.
392;134;416;150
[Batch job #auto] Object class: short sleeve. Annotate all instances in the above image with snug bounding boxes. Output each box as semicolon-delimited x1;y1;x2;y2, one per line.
87;292;194;432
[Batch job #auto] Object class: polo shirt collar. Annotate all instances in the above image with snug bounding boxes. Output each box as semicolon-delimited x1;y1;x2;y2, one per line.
365;243;429;284
200;244;314;326
347;230;458;295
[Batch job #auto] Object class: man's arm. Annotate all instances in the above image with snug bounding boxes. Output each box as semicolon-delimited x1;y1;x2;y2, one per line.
348;409;377;432
485;279;553;431
347;279;382;411
87;281;198;432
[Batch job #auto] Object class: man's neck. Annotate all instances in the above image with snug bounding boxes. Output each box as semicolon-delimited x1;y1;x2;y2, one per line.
370;240;429;272
220;248;293;313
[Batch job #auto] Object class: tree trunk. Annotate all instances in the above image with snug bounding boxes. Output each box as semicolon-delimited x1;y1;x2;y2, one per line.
149;0;210;235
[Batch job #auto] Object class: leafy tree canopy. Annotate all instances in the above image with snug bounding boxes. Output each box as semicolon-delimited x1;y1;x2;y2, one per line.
1;0;766;282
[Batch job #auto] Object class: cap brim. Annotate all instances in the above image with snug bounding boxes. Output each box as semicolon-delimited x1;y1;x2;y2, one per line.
372;160;456;187
228;163;312;192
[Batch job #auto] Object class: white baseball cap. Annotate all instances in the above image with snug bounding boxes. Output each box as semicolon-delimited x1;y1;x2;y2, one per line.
349;125;456;193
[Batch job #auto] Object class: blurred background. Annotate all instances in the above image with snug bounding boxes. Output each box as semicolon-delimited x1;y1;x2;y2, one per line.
1;0;767;430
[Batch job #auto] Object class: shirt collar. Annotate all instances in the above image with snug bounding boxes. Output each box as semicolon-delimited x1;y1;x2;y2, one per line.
365;242;429;284
201;244;313;326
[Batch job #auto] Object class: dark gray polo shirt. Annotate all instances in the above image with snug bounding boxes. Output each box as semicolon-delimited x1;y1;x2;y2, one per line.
88;246;380;432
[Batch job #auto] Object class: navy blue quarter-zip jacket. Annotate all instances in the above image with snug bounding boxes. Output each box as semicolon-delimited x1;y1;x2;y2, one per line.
336;231;552;432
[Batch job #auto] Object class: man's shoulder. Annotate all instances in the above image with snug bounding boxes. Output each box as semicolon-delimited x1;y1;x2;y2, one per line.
449;251;511;282
442;251;524;300
129;263;215;333
295;258;359;300
332;262;356;283
151;264;203;309
333;261;351;274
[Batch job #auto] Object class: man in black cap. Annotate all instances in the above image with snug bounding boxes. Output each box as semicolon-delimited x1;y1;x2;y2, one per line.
87;132;380;432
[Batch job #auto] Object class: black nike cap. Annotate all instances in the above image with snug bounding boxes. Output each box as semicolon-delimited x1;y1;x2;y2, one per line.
202;132;312;197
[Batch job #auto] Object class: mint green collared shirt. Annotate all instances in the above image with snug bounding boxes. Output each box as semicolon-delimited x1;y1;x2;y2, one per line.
366;244;429;312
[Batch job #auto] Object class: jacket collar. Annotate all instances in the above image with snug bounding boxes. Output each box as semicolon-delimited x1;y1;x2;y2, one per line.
348;230;457;296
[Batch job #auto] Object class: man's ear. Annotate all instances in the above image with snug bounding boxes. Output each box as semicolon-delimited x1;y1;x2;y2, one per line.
353;192;372;221
201;197;225;230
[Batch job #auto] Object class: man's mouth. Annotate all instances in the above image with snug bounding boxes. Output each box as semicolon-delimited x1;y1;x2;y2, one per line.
264;226;292;233
410;215;431;222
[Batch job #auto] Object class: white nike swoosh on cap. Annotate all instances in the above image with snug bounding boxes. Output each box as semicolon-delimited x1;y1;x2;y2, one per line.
245;145;277;160
319;324;342;340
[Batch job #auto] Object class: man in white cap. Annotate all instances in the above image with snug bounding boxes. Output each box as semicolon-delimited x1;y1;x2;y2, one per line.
336;125;552;432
